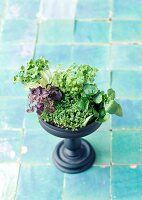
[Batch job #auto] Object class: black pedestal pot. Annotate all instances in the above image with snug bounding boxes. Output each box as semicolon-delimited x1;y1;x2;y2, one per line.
39;119;101;174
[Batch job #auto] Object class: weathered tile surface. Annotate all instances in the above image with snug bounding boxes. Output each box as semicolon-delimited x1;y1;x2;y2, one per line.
38;20;74;43
86;131;111;165
34;45;72;66
112;21;142;42
2;20;37;43
16;164;64;200
113;0;142;18
0;98;26;129
0;43;34;69
112;100;142;129
0;0;142;199
6;0;40;19
0;130;22;162
72;45;110;69
22;129;61;163
112;71;142;98
76;0;109;18
63;166;110;200
112;166;142;200
112;131;142;164
0;163;19;200
75;21;109;43
111;45;142;70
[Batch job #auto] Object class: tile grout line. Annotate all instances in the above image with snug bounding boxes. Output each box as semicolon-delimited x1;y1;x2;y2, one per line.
32;0;41;60
3;41;142;46
109;0;113;199
14;162;22;200
14;125;27;200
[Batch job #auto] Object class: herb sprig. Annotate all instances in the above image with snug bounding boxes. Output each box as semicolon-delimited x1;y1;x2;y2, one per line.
14;57;123;130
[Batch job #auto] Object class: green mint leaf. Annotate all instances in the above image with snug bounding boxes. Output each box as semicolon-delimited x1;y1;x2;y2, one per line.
107;88;115;100
78;97;89;110
93;93;102;104
105;100;123;116
84;84;98;95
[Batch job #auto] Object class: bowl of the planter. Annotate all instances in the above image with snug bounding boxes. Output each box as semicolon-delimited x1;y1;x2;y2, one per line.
39;119;101;174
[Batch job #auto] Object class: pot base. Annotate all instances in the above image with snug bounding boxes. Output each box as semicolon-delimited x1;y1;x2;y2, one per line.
52;139;95;174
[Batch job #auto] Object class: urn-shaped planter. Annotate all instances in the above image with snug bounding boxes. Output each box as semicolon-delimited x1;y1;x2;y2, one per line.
39;119;101;174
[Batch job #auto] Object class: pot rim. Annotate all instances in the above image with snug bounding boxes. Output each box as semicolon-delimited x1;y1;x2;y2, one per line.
39;118;101;138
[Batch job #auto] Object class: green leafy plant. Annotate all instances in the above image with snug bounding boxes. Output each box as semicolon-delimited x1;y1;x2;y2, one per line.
14;57;123;130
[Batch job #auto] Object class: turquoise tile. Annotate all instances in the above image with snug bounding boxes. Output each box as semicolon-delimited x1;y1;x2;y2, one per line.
112;71;142;98
111;45;142;70
0;70;26;96
112;21;142;42
72;45;110;69
39;0;76;19
0;130;22;162
112;100;142;129
112;166;142;200
0;1;5;17
76;0;109;18
0;163;19;200
0;43;34;69
75;21;109;43
2;20;37;43
63;166;110;200
96;70;110;91
112;131;142;164
98;120;111;132
38;20;74;43
113;0;142;18
16;165;64;200
22;129;60;163
23;112;40;130
86;131;111;165
6;0;40;19
0;98;26;129
34;45;72;66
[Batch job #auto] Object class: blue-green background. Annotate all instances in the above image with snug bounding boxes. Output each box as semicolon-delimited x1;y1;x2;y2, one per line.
0;0;142;199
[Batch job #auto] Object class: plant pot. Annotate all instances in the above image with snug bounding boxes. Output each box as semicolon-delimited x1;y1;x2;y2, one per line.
39;119;101;174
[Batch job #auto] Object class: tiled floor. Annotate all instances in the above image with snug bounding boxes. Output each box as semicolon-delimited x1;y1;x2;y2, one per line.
0;0;142;200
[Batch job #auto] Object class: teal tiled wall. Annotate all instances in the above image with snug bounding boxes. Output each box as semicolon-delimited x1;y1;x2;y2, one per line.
0;0;142;200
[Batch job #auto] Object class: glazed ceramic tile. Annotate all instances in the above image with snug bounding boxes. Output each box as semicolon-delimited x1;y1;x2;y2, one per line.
0;43;34;69
86;131;111;164
113;0;142;18
76;0;109;18
23;112;40;130
0;70;26;96
16;164;64;200
111;45;142;70
112;131;142;164
0;0;5;17
112;71;142;98
0;130;22;162
2;19;37;43
112;166;142;200
34;45;72;66
112;21;142;42
0;163;19;200
39;0;77;19
0;98;26;129
112;100;142;129
6;0;40;19
72;45;110;69
38;20;74;43
75;21;109;43
63;166;110;200
22;129;61;163
96;70;110;91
